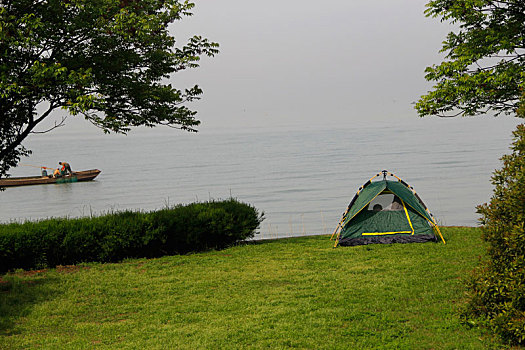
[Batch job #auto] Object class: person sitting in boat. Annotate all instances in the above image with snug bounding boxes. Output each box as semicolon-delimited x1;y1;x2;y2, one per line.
53;168;61;178
59;161;72;176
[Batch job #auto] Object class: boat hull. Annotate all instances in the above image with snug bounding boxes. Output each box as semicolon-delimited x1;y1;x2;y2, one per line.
0;169;101;187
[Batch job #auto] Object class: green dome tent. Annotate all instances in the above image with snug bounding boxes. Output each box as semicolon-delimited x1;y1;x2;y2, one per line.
332;171;445;247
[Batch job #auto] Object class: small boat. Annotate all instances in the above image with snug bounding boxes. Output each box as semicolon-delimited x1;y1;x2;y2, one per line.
0;169;101;187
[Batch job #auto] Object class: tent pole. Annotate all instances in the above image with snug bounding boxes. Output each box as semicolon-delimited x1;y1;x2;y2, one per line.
330;219;343;240
334;227;342;247
331;215;347;246
433;222;446;244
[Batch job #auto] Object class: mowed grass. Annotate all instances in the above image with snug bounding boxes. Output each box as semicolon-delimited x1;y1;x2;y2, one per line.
0;227;507;349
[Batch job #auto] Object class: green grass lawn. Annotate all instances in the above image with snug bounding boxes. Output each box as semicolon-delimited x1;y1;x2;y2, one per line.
0;227;508;349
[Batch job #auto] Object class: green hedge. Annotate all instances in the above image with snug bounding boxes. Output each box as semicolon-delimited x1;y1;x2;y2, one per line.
463;124;525;345
0;199;263;272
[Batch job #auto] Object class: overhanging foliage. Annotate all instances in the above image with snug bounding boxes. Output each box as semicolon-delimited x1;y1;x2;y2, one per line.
416;0;525;118
0;0;218;179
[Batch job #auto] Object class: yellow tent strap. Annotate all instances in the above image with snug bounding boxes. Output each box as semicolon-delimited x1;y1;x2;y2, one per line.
402;200;415;235
362;231;412;236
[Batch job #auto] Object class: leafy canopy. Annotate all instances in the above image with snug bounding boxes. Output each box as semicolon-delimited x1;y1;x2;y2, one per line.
0;0;218;179
416;0;525;118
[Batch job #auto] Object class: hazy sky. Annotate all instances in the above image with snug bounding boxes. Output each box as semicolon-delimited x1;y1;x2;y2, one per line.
45;0;454;133
169;0;453;131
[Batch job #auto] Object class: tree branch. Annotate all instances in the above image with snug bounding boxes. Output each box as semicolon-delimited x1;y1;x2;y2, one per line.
31;115;67;134
0;103;57;160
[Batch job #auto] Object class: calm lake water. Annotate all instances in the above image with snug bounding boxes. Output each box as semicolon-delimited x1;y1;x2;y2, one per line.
1;117;521;239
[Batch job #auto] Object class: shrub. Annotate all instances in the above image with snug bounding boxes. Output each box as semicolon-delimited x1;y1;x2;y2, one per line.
0;199;263;272
462;124;525;345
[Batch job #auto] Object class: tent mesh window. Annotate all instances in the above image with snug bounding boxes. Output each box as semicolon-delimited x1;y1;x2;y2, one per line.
367;193;404;212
